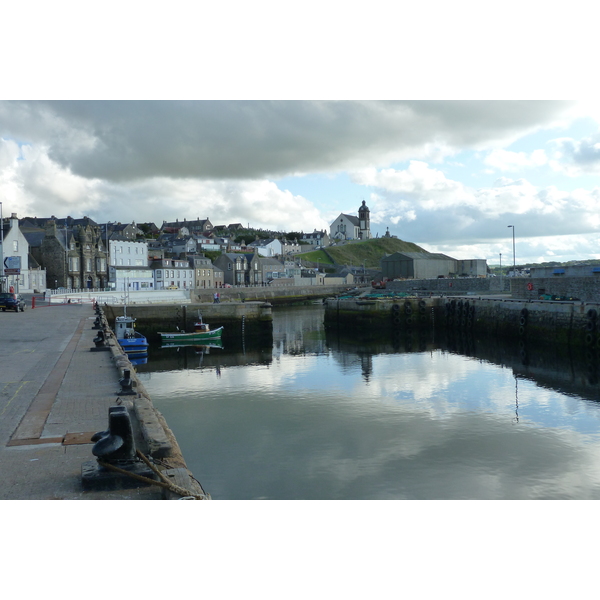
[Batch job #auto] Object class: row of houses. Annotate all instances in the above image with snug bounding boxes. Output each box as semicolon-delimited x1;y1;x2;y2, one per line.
0;213;353;293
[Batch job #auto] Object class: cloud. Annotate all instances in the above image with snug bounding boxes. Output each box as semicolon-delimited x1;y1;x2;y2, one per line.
0;100;576;183
352;161;600;262
483;148;547;172
0;134;330;231
549;132;600;176
1;100;597;263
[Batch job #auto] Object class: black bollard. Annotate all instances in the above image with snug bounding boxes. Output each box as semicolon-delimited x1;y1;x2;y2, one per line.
118;369;136;395
91;329;110;351
91;406;136;461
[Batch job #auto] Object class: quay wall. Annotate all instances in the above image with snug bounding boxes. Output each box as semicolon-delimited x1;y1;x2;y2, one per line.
192;284;353;304
324;296;600;348
387;277;510;294
387;275;600;303
509;277;600;303
101;301;274;342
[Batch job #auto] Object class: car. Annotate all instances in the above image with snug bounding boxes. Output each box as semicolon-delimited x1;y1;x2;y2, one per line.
0;292;26;312
166;285;178;290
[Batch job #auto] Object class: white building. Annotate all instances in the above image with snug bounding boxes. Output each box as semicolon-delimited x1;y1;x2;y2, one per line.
1;212;46;293
247;238;283;257
330;200;371;241
108;239;154;291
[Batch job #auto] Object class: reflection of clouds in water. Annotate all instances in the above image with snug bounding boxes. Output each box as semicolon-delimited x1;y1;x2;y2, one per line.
140;305;600;499
157;380;600;499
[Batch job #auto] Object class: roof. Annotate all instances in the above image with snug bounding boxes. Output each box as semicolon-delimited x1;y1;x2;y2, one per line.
336;213;360;226
260;257;284;267
22;231;46;248
248;238;280;247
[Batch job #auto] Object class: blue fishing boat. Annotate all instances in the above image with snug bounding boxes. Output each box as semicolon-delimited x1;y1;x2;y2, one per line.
115;313;149;358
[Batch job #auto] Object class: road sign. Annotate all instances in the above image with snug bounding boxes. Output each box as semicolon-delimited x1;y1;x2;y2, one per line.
4;256;21;269
5;269;20;275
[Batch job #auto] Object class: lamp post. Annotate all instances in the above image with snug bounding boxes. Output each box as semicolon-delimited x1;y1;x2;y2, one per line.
499;253;503;289
0;201;4;292
507;225;516;276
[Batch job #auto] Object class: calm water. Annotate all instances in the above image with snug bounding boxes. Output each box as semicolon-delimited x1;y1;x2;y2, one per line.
137;305;600;499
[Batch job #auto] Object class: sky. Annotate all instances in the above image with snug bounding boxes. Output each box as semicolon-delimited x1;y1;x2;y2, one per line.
2;4;600;271
3;100;600;266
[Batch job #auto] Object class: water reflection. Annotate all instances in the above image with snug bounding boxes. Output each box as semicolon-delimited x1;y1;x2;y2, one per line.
138;305;600;499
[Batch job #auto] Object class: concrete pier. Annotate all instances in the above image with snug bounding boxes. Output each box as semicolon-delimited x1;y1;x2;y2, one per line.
0;300;206;499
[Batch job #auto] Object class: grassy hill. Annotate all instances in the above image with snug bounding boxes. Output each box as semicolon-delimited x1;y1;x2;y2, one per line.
300;237;429;269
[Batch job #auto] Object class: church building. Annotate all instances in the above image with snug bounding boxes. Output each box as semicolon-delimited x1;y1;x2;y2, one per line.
330;200;372;241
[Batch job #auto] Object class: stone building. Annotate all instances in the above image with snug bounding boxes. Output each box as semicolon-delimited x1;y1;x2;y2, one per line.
25;216;108;289
189;255;216;289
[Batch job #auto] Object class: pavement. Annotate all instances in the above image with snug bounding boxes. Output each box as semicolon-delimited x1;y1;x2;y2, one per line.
0;298;203;500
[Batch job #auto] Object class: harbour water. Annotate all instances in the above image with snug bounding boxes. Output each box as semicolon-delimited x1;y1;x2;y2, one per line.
137;305;600;499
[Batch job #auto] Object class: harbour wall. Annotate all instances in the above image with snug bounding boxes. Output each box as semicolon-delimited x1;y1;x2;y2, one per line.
101;301;274;343
387;275;600;303
387;277;510;294
191;284;353;305
324;295;600;348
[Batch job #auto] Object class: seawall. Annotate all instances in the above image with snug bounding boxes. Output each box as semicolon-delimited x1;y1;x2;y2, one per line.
324;295;600;348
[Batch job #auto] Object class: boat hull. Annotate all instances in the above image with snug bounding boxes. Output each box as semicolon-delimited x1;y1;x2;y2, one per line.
158;326;224;343
117;334;149;356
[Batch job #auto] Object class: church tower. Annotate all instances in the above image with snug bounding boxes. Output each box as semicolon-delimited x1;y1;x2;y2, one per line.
358;200;371;240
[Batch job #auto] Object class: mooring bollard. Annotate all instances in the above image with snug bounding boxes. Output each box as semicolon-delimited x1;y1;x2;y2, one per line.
117;369;136;395
90;330;110;351
91;405;136;461
81;405;156;490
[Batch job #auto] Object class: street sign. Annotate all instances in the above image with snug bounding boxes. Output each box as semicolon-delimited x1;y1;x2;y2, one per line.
4;256;21;269
5;269;20;275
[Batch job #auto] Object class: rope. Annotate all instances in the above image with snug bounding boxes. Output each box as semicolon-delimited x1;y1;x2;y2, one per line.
97;452;211;500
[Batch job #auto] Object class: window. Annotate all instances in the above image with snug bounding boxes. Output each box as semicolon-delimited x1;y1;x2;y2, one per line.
13;241;18;252
86;258;92;272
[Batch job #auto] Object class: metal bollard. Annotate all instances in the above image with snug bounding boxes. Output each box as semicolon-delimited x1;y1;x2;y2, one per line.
118;369;136;395
91;406;136;461
90;330;110;351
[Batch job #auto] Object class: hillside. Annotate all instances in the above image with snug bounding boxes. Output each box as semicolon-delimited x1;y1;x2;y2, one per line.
300;237;429;269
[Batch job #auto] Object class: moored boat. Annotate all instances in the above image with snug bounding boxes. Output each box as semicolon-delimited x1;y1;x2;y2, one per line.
158;314;223;343
115;314;149;357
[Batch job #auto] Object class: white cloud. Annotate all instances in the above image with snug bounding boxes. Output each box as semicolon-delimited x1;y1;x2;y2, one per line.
483;148;547;171
0;135;330;231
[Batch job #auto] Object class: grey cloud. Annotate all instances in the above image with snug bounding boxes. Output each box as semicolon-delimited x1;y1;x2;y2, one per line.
552;133;600;167
0;100;575;182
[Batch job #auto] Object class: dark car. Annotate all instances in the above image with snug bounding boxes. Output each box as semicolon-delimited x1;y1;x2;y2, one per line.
0;292;26;312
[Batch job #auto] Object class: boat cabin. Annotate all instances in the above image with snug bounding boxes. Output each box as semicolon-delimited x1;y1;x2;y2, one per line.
115;315;138;339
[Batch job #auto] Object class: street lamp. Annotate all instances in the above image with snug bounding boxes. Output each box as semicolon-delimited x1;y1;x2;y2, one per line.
0;201;4;292
499;253;503;288
507;225;516;276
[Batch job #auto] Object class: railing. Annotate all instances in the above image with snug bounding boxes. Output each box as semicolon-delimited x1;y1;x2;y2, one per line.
49;287;112;295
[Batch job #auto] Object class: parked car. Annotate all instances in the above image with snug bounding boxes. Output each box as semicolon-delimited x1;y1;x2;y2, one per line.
166;285;178;290
0;292;26;312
